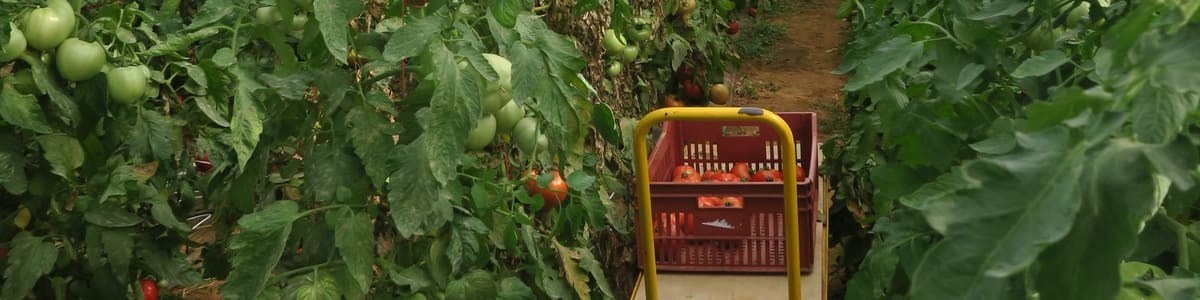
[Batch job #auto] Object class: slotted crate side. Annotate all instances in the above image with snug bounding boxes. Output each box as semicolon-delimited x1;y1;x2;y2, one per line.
637;112;819;273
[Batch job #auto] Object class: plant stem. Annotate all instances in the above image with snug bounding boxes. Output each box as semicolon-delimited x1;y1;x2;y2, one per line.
269;261;344;283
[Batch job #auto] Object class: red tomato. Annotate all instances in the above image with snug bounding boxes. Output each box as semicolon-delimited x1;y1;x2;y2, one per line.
729;163;751;181
716;173;740;182
721;196;744;208
701;170;720;182
698;196;723;208
540;170;569;210
673;165;701;182
663;95;684;108
750;169;780;182
140;278;159;300
726;21;740;35
748;7;758;17
524;169;541;193
194;154;213;173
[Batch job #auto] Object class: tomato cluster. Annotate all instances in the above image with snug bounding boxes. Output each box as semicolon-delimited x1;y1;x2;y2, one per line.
1;0;149;104
671;162;806;183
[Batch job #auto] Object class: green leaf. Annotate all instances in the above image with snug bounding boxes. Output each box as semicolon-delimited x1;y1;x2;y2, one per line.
1037;140;1160;300
222;201;300;299
327;265;365;300
185;0;235;30
1138;278;1200;300
346;106;397;188
195;96;230;127
553;242;592;300
968;0;1029;20
497;276;535;300
509;16;588;153
37;134;84;179
85;203;144;227
389;265;434;292
490;0;528;28
1012;50;1069;78
846;209;933;300
423;42;482;184
19;52;80;127
388;142;453;238
0;86;53;134
1024;87;1109;131
313;0;362;65
148;187;191;232
1142;138;1198;190
101;228;134;284
845;35;924;91
292;271;339;300
128;109;183;162
304;143;365;202
909;128;1088;299
138;245;204;287
592;103;621;146
332;211;374;293
143;27;220;57
0;132;27;194
956;63;986;90
1;232;57;299
446;270;497;300
1131;89;1191;144
578;248;614;298
383;16;445;62
230;68;266;172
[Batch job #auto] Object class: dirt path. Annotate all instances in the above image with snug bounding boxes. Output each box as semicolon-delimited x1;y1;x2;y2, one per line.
733;0;850;297
735;0;847;138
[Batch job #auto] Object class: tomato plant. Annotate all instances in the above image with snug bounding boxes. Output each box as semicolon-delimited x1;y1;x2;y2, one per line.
828;1;1200;299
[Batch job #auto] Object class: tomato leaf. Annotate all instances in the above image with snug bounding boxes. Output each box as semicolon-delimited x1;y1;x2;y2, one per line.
100;228;134;284
0;232;57;299
446;270;496;300
332;211;375;293
497;276;535;300
147;186;191;232
1131;89;1192;144
222;201;300;299
423;41;482;184
230;68;266;172
138;244;204;287
509;15;588;154
844;35;924;91
1036;140;1161;300
490;0;528;28
346;106;397;188
0;132;28;194
578;248;614;298
1012;50;1069;78
305;143;366;203
592;103;621;146
291;271;339;300
388;142;453;238
389;265;434;292
383;15;446;62
553;241;592;300
184;0;236;30
84;203;143;228
37;134;83;179
144;27;220;57
20;54;80;128
967;0;1028;20
907;127;1088;299
0;86;53;134
126;109;183;163
313;0;362;65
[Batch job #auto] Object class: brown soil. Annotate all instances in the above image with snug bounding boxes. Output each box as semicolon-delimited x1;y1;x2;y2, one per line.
734;0;848;138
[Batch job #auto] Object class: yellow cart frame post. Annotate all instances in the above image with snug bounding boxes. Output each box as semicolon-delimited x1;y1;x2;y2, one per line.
633;107;804;300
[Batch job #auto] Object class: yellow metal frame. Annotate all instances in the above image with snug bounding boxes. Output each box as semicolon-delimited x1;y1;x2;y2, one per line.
633;107;804;300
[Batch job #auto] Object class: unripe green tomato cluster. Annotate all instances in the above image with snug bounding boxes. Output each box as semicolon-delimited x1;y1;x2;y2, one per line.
5;0;149;104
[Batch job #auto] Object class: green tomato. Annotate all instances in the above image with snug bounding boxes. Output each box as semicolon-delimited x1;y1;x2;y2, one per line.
1023;25;1056;52
0;25;27;62
466;114;497;151
481;54;513;114
55;38;106;81
603;29;626;53
537;134;548;150
622;46;639;63
291;14;309;31
632;28;652;42
512;117;540;154
1066;2;1090;27
607;61;623;77
256;6;283;25
495;100;525;134
22;1;76;51
107;66;148;104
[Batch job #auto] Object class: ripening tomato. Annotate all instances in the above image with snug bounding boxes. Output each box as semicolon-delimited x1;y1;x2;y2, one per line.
140;278;159;300
673;165;700;182
730;163;751;181
540;170;569;210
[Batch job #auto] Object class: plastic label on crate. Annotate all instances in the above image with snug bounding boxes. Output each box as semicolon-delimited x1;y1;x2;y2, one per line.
694;211;750;236
697;196;743;208
720;125;760;137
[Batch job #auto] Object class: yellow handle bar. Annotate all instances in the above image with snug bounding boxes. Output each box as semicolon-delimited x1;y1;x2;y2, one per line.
633;107;803;300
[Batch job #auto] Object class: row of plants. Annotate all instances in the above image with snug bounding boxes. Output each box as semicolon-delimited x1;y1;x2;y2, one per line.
0;0;760;299
824;0;1200;299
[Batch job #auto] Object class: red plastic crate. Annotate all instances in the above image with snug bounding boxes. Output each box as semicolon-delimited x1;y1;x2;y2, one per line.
636;112;818;273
